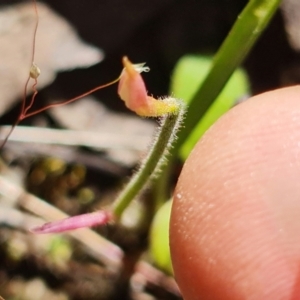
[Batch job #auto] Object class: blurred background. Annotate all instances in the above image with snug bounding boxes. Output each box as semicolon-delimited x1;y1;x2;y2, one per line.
0;1;299;299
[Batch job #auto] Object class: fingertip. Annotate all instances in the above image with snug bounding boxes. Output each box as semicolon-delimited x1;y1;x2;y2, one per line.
170;86;300;299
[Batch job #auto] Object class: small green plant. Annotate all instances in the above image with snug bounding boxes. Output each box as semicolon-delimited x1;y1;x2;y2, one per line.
0;0;281;275
31;56;186;233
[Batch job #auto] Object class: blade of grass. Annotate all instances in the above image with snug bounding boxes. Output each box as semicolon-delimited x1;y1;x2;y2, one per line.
174;0;281;152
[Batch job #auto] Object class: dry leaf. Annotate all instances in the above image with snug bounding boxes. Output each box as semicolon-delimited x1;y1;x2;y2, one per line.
0;2;104;116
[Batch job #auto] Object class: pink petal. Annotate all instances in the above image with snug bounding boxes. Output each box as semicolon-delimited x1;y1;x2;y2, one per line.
118;57;179;117
31;210;113;234
118;56;152;115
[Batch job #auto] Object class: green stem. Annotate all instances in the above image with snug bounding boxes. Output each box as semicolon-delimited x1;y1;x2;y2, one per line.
175;0;281;151
152;160;172;211
112;101;186;218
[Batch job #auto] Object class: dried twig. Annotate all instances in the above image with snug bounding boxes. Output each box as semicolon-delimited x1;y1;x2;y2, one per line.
0;126;151;151
0;206;41;229
4;141;127;176
0;175;124;272
132;260;181;297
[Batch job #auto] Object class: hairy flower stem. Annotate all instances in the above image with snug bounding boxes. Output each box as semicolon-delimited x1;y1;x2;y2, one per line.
31;102;186;234
112;101;186;218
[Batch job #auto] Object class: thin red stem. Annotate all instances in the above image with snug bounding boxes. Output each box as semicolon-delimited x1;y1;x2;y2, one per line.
0;0;39;149
1;0;120;149
22;0;120;120
21;0;39;118
23;76;121;119
23;78;39;117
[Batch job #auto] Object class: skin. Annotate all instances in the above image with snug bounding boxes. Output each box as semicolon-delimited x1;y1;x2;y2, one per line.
170;86;300;300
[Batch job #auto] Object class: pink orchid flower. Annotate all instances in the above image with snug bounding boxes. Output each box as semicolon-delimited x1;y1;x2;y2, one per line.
118;56;178;117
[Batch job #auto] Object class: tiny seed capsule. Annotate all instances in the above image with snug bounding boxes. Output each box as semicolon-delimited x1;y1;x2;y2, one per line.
30;62;41;79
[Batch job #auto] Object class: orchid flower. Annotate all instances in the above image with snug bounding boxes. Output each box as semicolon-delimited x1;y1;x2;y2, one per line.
118;56;178;117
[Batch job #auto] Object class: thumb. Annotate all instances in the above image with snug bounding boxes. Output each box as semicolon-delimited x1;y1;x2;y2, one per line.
170;86;300;300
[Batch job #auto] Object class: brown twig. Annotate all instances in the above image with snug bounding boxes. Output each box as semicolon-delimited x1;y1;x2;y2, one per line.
0;175;124;272
132;260;181;297
0;126;151;151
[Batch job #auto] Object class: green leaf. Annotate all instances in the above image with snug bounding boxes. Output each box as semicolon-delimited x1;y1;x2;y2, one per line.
171;55;250;160
149;199;173;274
